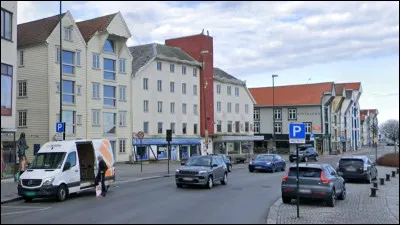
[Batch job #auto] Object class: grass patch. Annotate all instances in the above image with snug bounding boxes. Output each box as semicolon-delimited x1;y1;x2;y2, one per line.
376;152;399;167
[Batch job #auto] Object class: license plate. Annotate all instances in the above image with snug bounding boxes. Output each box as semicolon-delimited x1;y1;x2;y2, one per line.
347;168;356;172
255;166;263;169
25;191;36;197
299;189;311;194
182;178;193;181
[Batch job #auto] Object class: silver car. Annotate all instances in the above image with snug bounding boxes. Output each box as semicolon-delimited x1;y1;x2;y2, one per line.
175;155;228;189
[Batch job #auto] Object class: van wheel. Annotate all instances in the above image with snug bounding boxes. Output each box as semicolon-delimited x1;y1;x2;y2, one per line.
56;184;68;202
23;197;33;202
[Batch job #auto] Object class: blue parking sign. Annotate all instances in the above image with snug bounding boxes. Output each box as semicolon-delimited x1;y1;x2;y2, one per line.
289;124;306;144
56;122;65;133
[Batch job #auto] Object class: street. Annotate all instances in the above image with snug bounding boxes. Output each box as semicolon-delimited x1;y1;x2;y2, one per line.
1;146;395;224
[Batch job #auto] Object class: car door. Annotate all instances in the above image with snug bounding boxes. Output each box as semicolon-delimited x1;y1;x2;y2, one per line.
328;166;342;192
211;157;221;180
275;155;282;169
63;151;80;193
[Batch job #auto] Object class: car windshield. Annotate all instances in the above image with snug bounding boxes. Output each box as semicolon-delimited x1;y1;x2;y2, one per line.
339;159;364;168
185;156;212;167
299;146;308;151
255;155;274;161
29;152;66;169
289;167;321;177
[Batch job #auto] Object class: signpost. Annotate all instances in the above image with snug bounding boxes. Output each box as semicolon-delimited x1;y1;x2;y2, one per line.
135;131;145;172
166;129;172;174
289;123;306;219
55;122;65;141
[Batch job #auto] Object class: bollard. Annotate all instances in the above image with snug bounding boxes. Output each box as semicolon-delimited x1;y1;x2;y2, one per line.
386;174;391;181
372;181;378;189
380;178;385;185
392;171;396;178
397;168;399;174
370;187;378;197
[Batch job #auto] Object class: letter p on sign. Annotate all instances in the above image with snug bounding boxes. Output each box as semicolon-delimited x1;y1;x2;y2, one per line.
293;126;301;137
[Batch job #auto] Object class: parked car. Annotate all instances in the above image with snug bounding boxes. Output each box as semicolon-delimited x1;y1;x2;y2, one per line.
175;155;228;189
289;145;319;162
336;156;378;183
281;163;346;207
210;154;232;172
248;154;286;173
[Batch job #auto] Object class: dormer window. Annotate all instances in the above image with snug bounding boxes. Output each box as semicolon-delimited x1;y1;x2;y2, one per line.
104;39;115;53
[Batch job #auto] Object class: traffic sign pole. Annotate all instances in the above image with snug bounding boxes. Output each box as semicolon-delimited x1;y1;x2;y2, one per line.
296;143;300;218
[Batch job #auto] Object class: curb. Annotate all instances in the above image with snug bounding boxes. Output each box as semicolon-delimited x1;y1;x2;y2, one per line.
1;197;23;204
266;197;283;224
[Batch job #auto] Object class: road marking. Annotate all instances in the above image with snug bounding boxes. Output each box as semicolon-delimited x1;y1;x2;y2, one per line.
1;206;47;209
1;206;51;216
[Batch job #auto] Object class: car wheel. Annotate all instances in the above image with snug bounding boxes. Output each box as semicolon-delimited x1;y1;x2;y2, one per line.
289;160;294;163
304;157;308;162
315;156;319;161
249;168;254;173
176;183;183;188
338;183;346;200
282;197;291;204
221;172;228;185
23;197;33;202
326;189;336;207
56;184;68;202
228;165;232;172
366;174;372;184
281;163;286;171
206;175;213;189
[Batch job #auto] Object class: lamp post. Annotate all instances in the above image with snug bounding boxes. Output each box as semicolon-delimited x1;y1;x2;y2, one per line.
200;50;209;155
272;74;278;153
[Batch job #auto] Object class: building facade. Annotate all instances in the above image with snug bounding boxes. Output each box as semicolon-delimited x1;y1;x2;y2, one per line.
129;43;202;161
1;1;18;178
360;109;379;146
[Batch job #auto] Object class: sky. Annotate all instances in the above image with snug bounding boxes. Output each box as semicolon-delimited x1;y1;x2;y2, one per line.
17;1;399;123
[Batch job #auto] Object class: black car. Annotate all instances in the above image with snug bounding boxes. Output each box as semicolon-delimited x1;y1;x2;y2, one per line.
336;156;378;183
210;154;232;172
289;145;319;163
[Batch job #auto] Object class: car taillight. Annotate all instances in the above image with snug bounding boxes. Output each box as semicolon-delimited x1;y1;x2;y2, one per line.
282;171;289;182
320;171;330;184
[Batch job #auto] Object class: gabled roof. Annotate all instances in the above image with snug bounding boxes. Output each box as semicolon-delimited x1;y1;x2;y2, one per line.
249;82;334;106
129;43;200;76
213;68;246;86
76;13;117;43
17;13;66;47
336;82;361;91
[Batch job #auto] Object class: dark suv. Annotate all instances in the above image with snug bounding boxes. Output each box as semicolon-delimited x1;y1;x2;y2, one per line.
289;145;319;162
336;156;378;183
210;154;232;172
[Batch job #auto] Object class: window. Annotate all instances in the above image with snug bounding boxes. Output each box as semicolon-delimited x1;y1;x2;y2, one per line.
193;68;197;77
254;122;260;133
18;111;27;127
157;62;162;71
170;102;175;114
1;63;13;116
62;80;75;104
143;122;149;134
193;85;197;95
103;85;116;107
227;102;232;113
193;104;198;115
18;80;27;97
19;51;24;66
182;83;187;94
1;9;12;40
274;122;282;134
157;101;163;113
304;122;312;134
245;122;249;132
92;110;100;126
245;104;249;114
119;139;126;153
182;103;187;114
157;80;162;92
64;27;72;41
217;101;221;112
217;120;222;132
182;66;186;75
92;53;100;69
119;58;126;73
170;82;175;93
62;50;75;74
216;84;221;94
235;103;239;114
254;109;260;120
103;39;115;53
63;110;76;135
170;123;175;134
289;108;297;120
92;83;100;99
158;122;163;134
119;111;127;127
227;86;232;95
274;109;282;120
182;123;187;134
77;85;82;96
235;87;239;96
119;86;126;101
235;121;240;133
104;58;116;80
143;78;148;90
66;152;77;168
143;100;149;112
170;64;175;73
103;112;116;134
76;50;81;67
194;124;198;135
77;115;82;125
227;121;232;132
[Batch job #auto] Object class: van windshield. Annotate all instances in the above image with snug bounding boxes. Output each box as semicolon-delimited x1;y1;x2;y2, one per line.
29;152;66;169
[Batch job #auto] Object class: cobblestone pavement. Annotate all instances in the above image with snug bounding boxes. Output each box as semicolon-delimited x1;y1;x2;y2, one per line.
268;166;399;224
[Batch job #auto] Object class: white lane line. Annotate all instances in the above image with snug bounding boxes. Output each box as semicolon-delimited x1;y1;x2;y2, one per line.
1;207;51;216
2;206;48;209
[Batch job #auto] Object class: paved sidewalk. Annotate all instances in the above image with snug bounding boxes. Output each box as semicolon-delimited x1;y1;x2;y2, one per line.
267;166;400;224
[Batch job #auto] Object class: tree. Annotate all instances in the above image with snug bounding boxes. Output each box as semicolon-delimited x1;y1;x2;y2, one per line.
380;119;399;153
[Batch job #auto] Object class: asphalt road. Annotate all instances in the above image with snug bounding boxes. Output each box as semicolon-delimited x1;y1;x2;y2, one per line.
1;146;394;224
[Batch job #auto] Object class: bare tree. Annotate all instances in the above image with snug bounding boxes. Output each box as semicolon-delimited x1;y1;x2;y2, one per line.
380;119;399;153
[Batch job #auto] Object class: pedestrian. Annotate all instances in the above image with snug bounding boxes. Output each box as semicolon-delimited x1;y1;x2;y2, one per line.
16;132;29;175
96;155;108;197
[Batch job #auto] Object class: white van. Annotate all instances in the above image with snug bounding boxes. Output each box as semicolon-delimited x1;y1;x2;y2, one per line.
18;139;116;202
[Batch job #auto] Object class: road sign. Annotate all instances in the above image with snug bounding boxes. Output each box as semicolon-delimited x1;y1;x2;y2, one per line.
56;122;65;133
289;124;306;144
310;133;315;141
55;132;64;141
137;131;144;139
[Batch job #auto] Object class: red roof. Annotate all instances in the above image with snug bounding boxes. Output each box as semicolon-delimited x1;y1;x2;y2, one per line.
76;13;117;43
336;82;361;91
334;84;345;96
249;82;334;106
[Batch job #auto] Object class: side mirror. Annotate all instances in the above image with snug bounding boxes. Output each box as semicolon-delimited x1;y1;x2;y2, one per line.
331;171;336;176
63;162;71;171
181;162;185;165
251;158;255;161
212;164;219;167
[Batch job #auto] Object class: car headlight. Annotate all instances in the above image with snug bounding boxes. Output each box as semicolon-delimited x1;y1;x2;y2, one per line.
249;161;253;165
198;171;207;174
176;169;180;173
266;162;271;165
42;176;55;186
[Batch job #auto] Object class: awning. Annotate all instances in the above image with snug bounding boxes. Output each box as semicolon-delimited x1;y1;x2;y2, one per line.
132;138;201;146
213;135;264;142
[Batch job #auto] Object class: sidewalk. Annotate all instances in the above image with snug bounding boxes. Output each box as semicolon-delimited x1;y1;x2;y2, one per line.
267;166;400;224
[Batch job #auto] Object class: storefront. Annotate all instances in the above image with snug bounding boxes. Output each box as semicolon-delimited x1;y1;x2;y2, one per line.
1;129;16;179
212;135;264;155
132;138;201;161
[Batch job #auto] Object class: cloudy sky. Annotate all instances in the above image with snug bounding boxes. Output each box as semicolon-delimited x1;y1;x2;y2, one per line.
18;1;399;123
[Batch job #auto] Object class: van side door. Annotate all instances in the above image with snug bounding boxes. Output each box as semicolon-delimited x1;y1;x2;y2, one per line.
63;151;80;193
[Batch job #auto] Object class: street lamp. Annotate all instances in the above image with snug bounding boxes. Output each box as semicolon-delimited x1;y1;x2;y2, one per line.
272;74;278;153
200;50;209;155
